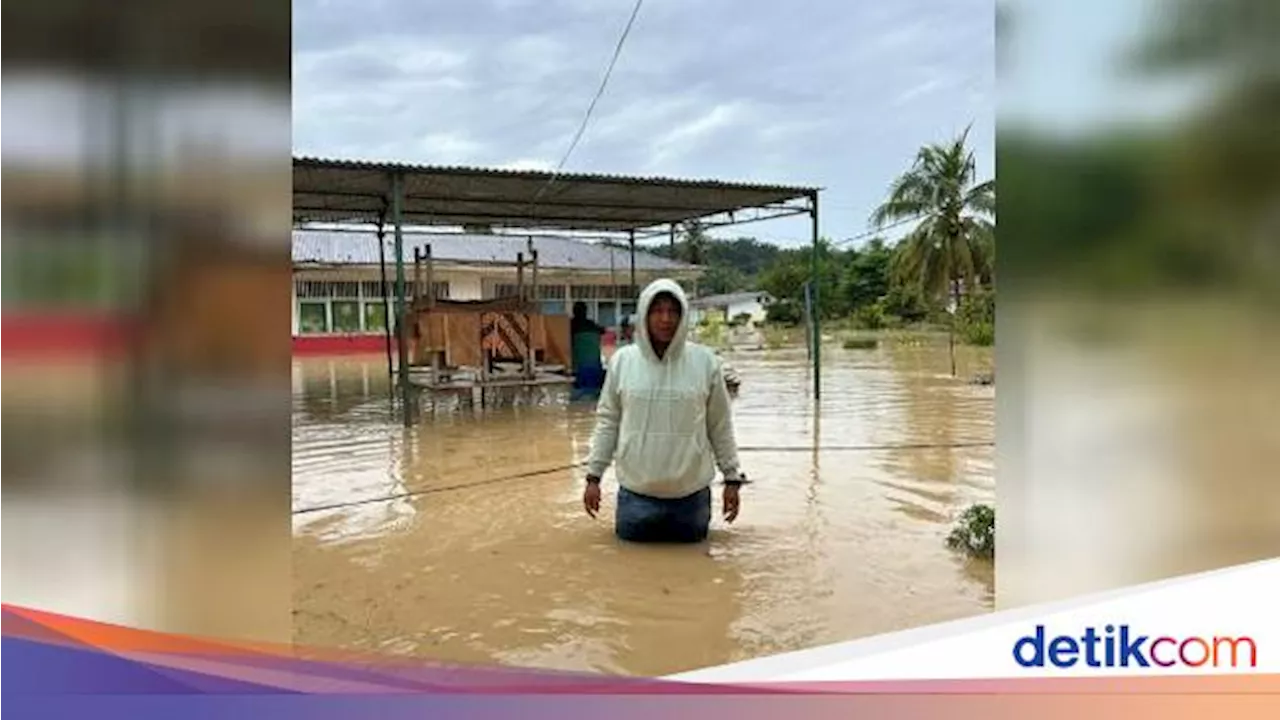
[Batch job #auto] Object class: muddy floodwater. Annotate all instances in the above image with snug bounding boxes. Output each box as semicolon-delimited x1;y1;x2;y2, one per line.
292;339;995;675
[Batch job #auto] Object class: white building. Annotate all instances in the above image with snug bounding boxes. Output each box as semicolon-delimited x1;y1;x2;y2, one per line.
291;228;700;353
689;290;775;327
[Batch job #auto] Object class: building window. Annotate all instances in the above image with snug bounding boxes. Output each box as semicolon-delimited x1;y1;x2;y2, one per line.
569;283;636;301
294;277;448;335
364;302;387;332
298;302;328;333
331;300;361;332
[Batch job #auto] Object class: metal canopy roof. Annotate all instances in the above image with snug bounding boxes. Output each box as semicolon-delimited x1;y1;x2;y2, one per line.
294;156;818;234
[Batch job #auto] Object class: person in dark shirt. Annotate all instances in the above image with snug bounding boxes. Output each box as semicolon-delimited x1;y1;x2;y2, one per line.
570;301;606;395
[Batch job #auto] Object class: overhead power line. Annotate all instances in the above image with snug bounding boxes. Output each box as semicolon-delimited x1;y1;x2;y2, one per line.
832;216;921;247
528;0;645;211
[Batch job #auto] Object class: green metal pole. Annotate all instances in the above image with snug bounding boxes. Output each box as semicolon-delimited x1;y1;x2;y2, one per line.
629;229;637;298
810;191;821;400
391;173;413;426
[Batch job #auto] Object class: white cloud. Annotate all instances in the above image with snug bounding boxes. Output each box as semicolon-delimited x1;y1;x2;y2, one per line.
292;0;996;238
648;102;749;169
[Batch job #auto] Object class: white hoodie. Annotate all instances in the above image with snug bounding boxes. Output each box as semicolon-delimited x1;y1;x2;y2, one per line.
586;279;743;499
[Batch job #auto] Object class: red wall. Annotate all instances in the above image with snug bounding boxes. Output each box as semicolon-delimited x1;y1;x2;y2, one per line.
292;334;389;355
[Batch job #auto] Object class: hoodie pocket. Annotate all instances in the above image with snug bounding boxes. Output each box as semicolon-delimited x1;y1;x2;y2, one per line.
620;432;704;496
615;387;709;494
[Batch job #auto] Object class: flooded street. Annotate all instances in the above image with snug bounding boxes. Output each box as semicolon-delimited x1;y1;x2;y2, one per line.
292;338;995;676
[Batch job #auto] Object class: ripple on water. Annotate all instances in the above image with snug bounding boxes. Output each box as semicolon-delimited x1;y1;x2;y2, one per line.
292;344;995;674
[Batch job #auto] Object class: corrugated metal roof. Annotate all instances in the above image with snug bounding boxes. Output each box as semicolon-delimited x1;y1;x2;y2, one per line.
293;156;818;232
292;229;697;273
294;156;820;194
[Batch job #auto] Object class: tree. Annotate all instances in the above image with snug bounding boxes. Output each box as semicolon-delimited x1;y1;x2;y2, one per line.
871;127;995;375
757;238;845;320
839;237;893;310
697;265;747;295
758;253;809;307
680;219;709;266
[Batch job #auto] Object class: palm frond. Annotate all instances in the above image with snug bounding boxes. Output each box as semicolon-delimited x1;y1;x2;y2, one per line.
964;179;996;217
872;128;994;301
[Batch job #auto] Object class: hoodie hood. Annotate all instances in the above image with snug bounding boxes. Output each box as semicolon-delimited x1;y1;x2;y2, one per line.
633;278;690;361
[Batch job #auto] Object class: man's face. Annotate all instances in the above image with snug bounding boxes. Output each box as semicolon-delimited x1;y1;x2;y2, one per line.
646;294;682;345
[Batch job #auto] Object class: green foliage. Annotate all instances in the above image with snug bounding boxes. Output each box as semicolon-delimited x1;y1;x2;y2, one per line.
651;235;781;294
957;287;995;346
765;298;803;325
874;127;995;306
871;128;995;374
840;237;894;310
881;283;931;323
759;254;812;307
762;325;798;349
668;228;992;335
946;503;995;560
853;301;887;330
842;337;878;350
698;265;748;295
652;131;997;341
962;321;994;347
695;311;727;348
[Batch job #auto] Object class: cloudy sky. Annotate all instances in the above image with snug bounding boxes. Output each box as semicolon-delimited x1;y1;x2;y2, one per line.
293;0;994;246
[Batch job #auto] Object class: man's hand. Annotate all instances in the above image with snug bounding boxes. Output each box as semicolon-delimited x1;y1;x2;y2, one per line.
583;477;602;518
723;483;741;523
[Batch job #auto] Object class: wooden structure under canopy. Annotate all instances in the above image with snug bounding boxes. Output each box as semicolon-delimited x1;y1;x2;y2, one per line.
406;238;574;409
292;156;821;425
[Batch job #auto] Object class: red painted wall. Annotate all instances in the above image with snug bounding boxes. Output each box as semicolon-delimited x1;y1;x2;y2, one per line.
292;334;389;355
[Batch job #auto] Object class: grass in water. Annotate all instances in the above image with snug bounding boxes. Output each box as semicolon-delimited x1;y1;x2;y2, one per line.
842;337;878;350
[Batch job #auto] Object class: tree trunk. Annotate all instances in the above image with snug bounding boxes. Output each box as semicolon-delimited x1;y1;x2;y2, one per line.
948;277;959;377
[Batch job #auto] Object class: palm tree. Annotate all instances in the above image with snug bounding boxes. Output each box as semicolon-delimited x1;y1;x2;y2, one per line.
680;219;709;266
871;127;995;376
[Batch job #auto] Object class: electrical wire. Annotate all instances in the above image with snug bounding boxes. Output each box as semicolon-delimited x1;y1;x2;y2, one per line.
831;216;921;247
527;0;645;211
291;440;994;516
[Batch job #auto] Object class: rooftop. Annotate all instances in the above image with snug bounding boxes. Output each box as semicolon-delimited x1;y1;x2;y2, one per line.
294;156;818;234
293;229;696;273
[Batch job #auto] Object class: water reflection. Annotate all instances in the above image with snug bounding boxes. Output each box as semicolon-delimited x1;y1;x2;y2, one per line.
292;340;995;674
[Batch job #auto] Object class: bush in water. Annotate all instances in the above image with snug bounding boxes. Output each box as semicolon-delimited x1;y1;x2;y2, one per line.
946;503;994;560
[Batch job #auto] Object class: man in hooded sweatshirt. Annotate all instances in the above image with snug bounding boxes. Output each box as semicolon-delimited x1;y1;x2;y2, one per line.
582;278;746;543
